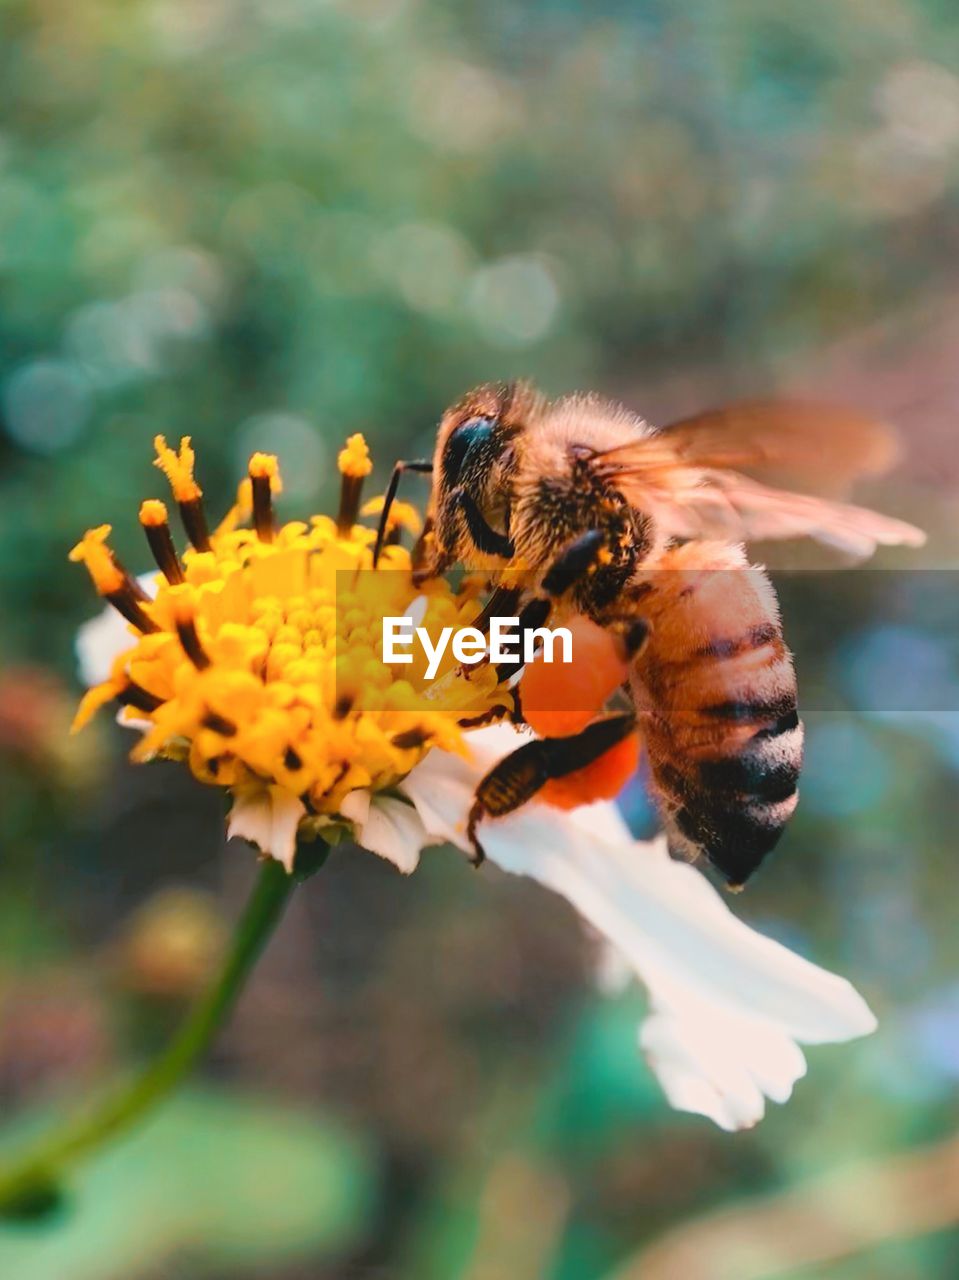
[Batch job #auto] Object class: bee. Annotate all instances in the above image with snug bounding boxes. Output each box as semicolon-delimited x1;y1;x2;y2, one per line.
373;383;925;888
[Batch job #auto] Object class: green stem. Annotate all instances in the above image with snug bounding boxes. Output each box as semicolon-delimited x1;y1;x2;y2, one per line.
0;856;298;1216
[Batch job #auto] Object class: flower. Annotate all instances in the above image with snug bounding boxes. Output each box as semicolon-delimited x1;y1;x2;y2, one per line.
73;435;877;1130
71;434;512;870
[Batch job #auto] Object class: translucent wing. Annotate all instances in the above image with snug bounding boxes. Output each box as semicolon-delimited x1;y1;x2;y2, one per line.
652;400;904;493
594;400;925;557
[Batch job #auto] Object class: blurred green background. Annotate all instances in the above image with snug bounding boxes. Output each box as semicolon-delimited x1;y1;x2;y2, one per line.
1;0;958;1276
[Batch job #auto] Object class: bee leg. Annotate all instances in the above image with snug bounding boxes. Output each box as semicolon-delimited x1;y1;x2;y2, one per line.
372;459;433;569
449;488;515;558
492;530;607;683
541;528;606;597
466;712;637;864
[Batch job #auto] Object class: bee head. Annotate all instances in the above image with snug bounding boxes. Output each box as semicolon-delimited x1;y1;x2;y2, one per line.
431;382;541;559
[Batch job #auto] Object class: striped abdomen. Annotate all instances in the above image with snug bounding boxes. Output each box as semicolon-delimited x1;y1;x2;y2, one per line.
628;543;803;888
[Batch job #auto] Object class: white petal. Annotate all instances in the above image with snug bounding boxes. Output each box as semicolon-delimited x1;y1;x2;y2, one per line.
482;807;875;1037
399;730;876;1130
114;707;154;733
341;789;431;874
76;607;133;688
594;940;635;997
75;572;160;687
640;1001;807;1131
396;740;481;850
227;786;306;873
339;788;372;825
405;594;429;628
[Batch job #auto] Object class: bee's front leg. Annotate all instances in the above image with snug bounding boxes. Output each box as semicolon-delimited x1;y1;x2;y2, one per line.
466;712;637;864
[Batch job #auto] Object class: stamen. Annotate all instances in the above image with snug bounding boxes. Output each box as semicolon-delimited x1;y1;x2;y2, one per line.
179;498;212;553
139;500;184;584
248;453;278;544
153;435;201;503
69;527;159;633
128;574;152;603
154;435;211;552
106;586;159;633
337;433;372;535
117;682;164;713
173;600;211;670
69;526;123;595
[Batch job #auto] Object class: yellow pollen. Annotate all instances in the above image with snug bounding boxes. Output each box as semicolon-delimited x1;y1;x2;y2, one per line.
140;499;169;528
154;435;202;503
361;495;423;536
249;452;279;481
338;434;372;479
69;526;125;596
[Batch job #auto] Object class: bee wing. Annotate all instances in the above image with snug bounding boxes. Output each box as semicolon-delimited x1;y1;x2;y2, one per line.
652;400;905;493
644;471;926;557
596;401;925;557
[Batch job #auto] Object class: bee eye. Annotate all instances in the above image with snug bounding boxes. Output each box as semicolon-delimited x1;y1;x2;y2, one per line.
443;415;496;486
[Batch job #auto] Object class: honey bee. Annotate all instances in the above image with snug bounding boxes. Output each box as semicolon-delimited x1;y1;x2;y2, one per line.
373;382;925;887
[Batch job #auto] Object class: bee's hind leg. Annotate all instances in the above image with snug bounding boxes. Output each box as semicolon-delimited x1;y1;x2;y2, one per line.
467;530;635;862
465;712;637;865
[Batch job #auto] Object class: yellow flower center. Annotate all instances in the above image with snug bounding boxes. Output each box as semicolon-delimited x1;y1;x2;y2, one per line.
71;437;511;818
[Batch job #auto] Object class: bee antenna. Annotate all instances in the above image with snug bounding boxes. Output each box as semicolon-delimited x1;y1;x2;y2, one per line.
372;459;433;569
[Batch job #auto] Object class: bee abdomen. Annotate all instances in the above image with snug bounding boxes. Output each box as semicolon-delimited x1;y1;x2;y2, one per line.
696;724;801;799
655;697;803;888
633;548;806;886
